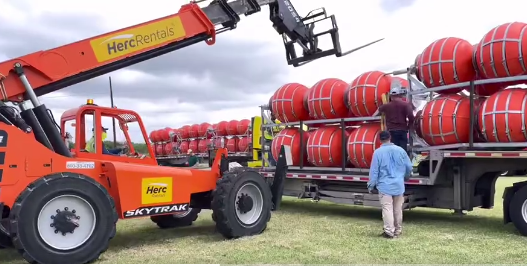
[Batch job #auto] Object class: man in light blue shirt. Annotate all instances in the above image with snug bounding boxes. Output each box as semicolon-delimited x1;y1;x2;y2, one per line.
368;130;413;239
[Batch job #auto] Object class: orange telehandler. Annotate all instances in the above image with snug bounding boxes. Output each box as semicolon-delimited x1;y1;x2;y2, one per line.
0;0;382;263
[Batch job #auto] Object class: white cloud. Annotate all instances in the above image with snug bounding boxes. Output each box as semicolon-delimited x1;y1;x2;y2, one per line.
2;0;526;144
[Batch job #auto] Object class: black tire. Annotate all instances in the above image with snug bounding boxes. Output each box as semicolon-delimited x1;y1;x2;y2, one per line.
0;224;12;249
150;208;201;228
211;169;272;239
9;172;118;264
509;185;527;236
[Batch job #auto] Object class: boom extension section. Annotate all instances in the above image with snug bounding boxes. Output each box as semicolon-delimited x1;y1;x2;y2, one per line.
202;0;384;67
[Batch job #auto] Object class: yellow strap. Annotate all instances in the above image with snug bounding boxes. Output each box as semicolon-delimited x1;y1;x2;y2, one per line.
380;93;389;131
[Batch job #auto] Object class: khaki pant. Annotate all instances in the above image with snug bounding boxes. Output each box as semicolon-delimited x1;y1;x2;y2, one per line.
379;193;404;236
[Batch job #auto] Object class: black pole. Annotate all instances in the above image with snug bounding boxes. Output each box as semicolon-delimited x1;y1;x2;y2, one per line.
109;76;117;148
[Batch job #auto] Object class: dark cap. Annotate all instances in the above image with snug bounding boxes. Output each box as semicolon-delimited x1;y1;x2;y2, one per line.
379;130;391;141
92;126;109;132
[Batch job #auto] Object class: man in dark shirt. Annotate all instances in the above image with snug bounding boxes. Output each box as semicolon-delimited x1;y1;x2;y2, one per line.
378;87;414;152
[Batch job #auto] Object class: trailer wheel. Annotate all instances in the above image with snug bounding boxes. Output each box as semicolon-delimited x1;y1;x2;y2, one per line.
211;169;272;239
9;173;118;264
150;208;201;228
509;185;527;236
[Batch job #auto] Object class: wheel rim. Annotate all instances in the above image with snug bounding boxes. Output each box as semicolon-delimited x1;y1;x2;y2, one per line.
522;199;527;223
172;208;192;218
235;182;263;226
37;195;96;250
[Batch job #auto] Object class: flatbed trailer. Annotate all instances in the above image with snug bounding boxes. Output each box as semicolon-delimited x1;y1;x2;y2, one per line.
258;68;527;236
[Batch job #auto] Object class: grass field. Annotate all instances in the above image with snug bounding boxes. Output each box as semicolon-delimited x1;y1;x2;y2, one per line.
2;178;527;264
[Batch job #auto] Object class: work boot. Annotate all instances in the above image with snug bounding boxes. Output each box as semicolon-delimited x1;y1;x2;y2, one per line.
380;232;394;239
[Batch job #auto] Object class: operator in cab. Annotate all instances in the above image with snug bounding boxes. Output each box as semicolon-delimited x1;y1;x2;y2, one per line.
85;127;124;155
378;87;414;153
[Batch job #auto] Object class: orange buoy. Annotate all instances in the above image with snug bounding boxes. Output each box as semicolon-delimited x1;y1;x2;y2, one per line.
226;120;239;136
198;139;211;153
189;139;198;152
271;128;308;166
271;83;310;122
478;88;527;142
417;37;476;94
237;119;251;135
347;71;392;117
471;44;508;96
414;110;424;139
306;126;347;167
414;53;422;78
189;124;200;138
198;123;211;137
213;137;224;148
237;137;251;152
164;142;175;155
155;144;165;156
307;78;351;119
420;94;483;145
347;123;382;168
149;131;156;143
216;121;228;136
180;125;190;139
226;137;238;152
179;141;189;153
475;22;527;79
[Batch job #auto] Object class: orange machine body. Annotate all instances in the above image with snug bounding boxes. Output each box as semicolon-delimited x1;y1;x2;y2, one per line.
0;103;225;219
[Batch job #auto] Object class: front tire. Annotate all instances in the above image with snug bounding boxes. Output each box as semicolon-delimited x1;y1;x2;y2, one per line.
509;185;527;236
150;208;201;228
0;220;12;248
9;173;118;264
211;169;272;239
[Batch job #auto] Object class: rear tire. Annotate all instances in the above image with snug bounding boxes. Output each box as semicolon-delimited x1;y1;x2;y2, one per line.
509;185;527;236
0;220;12;248
211;169;272;239
150;208;201;228
9;173;118;264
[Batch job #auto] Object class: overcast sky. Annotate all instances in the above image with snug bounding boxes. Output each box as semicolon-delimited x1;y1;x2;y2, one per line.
1;0;525;143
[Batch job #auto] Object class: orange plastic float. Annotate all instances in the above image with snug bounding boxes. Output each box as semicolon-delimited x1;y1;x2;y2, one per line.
226;120;239;136
420;94;483;145
270;83;311;122
271;128;308;166
226;137;238;152
179;125;190;139
347;123;382;168
237;137;251;152
198;139;211;153
216;121;228;136
474;22;527;79
347;71;392;117
307;78;351;119
237;119;251;135
188;139;198;152
416;37;476;94
478;88;527;142
306;126;347;167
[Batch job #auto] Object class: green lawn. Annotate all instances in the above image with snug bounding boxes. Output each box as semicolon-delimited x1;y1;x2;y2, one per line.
2;178;527;264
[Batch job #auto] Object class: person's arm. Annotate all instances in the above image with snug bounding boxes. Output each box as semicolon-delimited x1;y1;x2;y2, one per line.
406;103;415;129
378;104;386;114
368;150;381;191
402;149;413;178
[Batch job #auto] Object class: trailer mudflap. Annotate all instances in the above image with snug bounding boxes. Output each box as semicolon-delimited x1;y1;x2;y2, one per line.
270;145;292;211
